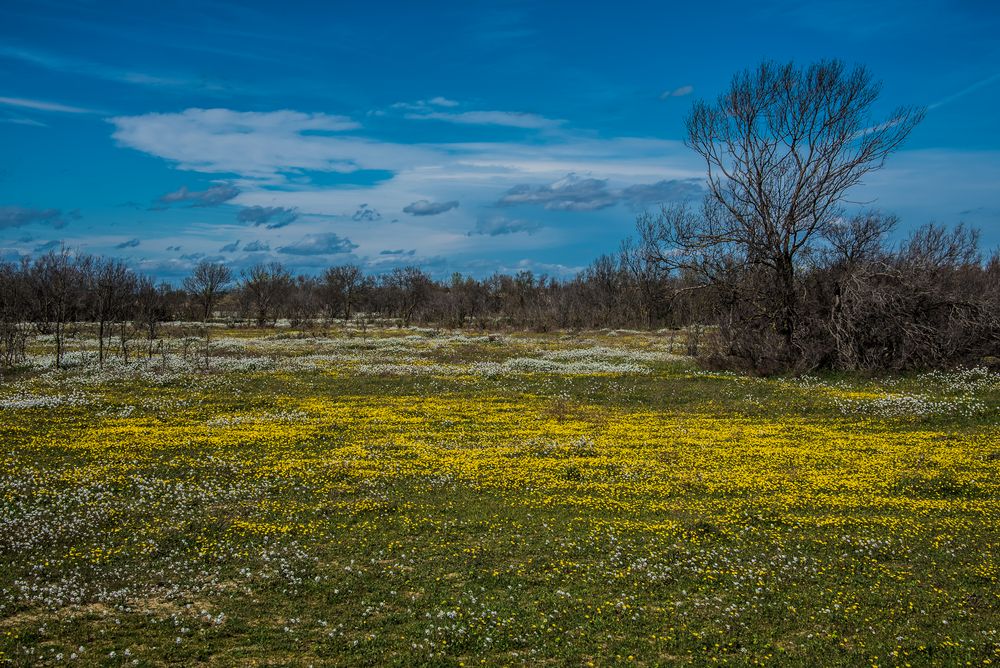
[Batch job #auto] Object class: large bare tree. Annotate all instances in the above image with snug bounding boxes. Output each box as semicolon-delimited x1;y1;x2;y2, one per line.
644;59;924;367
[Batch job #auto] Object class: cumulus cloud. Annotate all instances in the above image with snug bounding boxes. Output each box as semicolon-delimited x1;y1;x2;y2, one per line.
0;206;75;229
237;205;299;228
660;85;694;99
402;199;459;216
115;238;141;249
470;215;542;236
352;203;381;222
497;174;618;211
498;174;702;211
219;240;241;253
278;233;357;256
244;240;271;252
158;183;240;207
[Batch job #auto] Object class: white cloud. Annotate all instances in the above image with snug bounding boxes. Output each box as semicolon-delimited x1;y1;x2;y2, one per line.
110;108;434;181
660;85;694;99
107;106;704;263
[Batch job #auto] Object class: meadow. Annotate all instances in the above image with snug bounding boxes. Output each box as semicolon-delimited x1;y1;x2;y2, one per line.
0;325;998;666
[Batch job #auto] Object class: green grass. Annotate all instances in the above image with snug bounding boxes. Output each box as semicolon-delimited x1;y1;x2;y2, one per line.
0;327;997;666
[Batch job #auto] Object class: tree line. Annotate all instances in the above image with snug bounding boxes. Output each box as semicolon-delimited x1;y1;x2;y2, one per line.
0;247;691;371
1;220;996;374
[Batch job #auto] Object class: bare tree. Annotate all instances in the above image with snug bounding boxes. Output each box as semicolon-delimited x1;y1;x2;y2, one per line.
183;261;232;322
239;262;293;327
135;277;171;359
382;267;433;327
320;265;364;320
89;257;135;366
0;260;29;368
645;59;924;369
27;247;84;369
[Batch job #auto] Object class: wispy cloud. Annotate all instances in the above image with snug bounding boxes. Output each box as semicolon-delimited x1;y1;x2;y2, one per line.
1;116;48;127
391;97;460;112
0;95;97;114
660;85;694;99
115;238;141;248
0;45;214;91
406;110;563;129
929;72;1000;110
389;96;562;129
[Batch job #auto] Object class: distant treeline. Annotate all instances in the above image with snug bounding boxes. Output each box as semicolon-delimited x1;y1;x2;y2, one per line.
0;244;689;371
0;219;997;374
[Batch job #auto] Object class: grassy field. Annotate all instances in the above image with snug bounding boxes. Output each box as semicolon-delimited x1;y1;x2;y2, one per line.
1;326;998;666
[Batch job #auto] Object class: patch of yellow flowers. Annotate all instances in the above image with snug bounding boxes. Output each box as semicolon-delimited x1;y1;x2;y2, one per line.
31;392;999;548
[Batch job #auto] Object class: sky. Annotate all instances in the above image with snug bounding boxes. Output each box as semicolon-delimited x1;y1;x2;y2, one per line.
1;0;998;282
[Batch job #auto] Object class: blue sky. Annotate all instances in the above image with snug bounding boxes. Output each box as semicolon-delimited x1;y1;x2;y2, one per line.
1;0;998;281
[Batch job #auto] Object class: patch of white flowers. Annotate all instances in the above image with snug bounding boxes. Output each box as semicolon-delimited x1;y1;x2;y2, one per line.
0;391;92;410
834;393;985;419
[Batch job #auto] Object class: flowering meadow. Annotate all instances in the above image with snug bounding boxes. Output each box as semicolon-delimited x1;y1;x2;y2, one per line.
1;326;998;666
